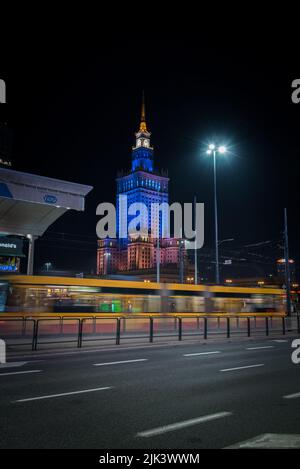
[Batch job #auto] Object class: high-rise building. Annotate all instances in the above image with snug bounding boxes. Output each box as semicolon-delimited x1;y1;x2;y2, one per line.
97;97;186;277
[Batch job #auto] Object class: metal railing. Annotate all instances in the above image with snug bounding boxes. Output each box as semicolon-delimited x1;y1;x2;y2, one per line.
0;314;298;351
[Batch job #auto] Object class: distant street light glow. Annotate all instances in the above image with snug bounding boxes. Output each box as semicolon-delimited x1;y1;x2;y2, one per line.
218;146;227;153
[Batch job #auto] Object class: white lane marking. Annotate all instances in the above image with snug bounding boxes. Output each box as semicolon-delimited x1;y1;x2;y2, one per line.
283;392;300;400
93;359;148;367
0;361;27;368
0;361;41;369
220;364;264;372
183;351;221;357
137;412;232;438
246;346;274;350
13;386;112;403
0;370;42;377
226;433;300;449
272;340;288;343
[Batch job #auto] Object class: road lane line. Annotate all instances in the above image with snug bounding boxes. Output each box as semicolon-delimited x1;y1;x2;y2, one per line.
13;386;112;403
220;364;264;372
183;351;221;357
137;412;232;438
0;370;42;377
0;361;44;369
226;433;300;449
246;346;274;350
93;359;148;366
283;392;300;400
272;340;288;343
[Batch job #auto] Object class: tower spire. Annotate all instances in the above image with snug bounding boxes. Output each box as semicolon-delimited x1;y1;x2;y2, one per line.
139;91;148;132
133;92;153;171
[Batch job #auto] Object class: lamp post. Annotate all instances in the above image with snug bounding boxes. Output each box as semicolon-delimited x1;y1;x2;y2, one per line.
194;195;198;285
156;235;160;283
206;144;227;284
284;208;292;316
156;185;161;283
104;252;111;276
44;262;52;272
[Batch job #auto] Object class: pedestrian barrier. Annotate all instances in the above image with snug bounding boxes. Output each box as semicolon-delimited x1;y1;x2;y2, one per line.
0;313;297;351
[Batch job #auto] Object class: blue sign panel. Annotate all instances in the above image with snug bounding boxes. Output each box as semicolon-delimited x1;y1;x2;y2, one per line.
43;194;58;204
0;265;17;271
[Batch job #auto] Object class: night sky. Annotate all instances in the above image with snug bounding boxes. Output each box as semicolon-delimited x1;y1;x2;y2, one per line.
1;39;299;276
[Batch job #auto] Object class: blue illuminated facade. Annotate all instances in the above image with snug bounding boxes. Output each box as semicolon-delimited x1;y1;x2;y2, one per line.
116;98;169;240
97;97;183;275
132;145;153;172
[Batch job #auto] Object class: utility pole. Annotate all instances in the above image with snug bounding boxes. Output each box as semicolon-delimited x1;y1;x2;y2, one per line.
284;208;292;316
156;188;160;284
156;235;160;283
206;144;227;284
179;240;184;283
27;234;36;275
194;195;198;285
213;149;220;284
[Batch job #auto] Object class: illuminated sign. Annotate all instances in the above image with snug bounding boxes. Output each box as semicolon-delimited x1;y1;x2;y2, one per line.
43;194;58;204
0;237;24;257
0;265;17;271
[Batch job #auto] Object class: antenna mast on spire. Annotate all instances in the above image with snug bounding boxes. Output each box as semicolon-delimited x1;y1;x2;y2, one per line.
139;91;148;132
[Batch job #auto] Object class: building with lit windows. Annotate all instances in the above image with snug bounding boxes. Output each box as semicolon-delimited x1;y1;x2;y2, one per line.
276;258;296;282
97;97;187;278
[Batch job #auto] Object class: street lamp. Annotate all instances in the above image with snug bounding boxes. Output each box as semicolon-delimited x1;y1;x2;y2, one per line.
44;262;52;272
206;144;227;284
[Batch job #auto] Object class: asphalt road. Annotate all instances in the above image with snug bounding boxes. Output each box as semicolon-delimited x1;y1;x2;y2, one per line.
1;336;300;449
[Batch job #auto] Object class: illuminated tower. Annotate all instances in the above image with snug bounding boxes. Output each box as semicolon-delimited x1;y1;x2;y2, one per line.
116;94;169;241
131;93;154;172
97;95;184;276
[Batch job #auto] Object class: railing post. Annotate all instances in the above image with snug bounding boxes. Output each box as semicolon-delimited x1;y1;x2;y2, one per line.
116;318;121;345
32;320;38;351
204;317;208;340
149;317;154;343
78;319;83;348
227;317;231;338
22;317;26;337
0;338;6;364
297;314;300;334
197;317;200;330
282;316;286;335
247;317;251;337
265;317;269;336
174;317;177;331
31;320;35;351
178;317;182;341
93;317;96;334
60;317;63;334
